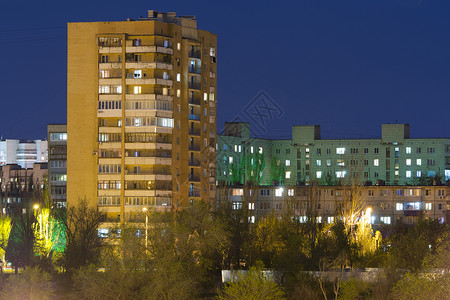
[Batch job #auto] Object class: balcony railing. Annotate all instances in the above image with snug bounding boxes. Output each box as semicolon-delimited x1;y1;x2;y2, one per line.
188;50;201;59
189;114;201;121
189;129;200;136
189;159;201;167
188;176;201;182
189;190;201;197
188;67;201;74
188;82;201;90
189;145;200;151
125;169;171;175
189;97;201;105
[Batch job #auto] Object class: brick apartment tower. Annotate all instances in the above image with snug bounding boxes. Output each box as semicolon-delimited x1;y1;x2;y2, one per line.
67;10;217;222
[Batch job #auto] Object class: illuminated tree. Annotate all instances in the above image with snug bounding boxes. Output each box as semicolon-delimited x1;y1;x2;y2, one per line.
0;216;11;268
269;157;285;185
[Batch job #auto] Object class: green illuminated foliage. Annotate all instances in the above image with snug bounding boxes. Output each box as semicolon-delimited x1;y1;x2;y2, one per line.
0;216;11;266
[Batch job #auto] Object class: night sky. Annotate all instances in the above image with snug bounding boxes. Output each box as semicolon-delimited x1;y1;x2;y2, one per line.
1;0;449;140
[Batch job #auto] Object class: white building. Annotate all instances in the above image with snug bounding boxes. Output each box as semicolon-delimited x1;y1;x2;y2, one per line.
0;140;48;168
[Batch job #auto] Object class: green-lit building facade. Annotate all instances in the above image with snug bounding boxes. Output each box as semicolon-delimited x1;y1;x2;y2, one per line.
217;122;450;186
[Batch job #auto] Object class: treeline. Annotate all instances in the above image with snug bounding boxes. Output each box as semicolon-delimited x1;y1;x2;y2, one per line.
0;200;449;299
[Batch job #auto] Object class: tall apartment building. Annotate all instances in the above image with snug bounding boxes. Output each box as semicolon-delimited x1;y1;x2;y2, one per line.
217;122;450;186
47;125;67;208
0;139;48;168
68;11;217;221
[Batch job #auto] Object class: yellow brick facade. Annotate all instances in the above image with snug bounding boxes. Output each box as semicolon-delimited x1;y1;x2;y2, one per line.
68;11;217;222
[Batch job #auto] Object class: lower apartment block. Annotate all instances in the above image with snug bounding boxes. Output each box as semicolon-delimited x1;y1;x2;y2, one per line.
217;185;450;225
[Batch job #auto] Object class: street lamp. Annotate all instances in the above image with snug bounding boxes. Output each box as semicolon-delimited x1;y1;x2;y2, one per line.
142;207;148;248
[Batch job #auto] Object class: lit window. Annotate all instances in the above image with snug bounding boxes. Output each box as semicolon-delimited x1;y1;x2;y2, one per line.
286;160;291;166
337;159;345;166
416;171;422;178
177;73;181;81
316;160;321;166
176;89;180;97
406;147;411;154
336;147;345;154
133;86;141;94
134;70;142;78
209;93;215;101
275;188;283;197
229;157;233;163
250;146;254;153
234;145;237;152
317;216;322;223
406;171;411;178
326;159;331;166
336;171;346;178
316;171;322;179
425;203;432;210
285;171;291;179
374;159;379;166
238;145;242;152
380;216;391;224
204;93;208;101
396;203;404;210
232;189;243;196
177;43;181;50
406;159;411;166
258;147;263;154
416;159;422;166
248;203;255;210
327;216;334;223
288;189;294;196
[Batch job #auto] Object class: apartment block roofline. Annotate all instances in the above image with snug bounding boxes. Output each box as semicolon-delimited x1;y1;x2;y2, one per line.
220;122;449;141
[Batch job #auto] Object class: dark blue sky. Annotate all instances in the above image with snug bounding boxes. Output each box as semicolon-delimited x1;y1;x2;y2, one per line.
1;0;449;140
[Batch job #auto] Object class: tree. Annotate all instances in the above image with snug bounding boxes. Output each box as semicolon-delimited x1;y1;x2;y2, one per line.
72;225;148;300
0;266;54;300
217;265;286;300
141;203;230;299
6;206;37;274
269;157;285;185
62;199;104;272
0;216;11;268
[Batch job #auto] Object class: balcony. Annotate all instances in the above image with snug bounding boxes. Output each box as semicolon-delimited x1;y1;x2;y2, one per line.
188;82;201;90
125;78;173;86
98;62;122;69
189;97;201;106
125;60;172;70
98;46;122;54
189;159;201;167
189;129;200;136
188;175;201;182
188;50;201;59
188;67;201;75
125;46;173;55
188;190;201;197
188;114;201;121
188;145;200;151
125;94;172;101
